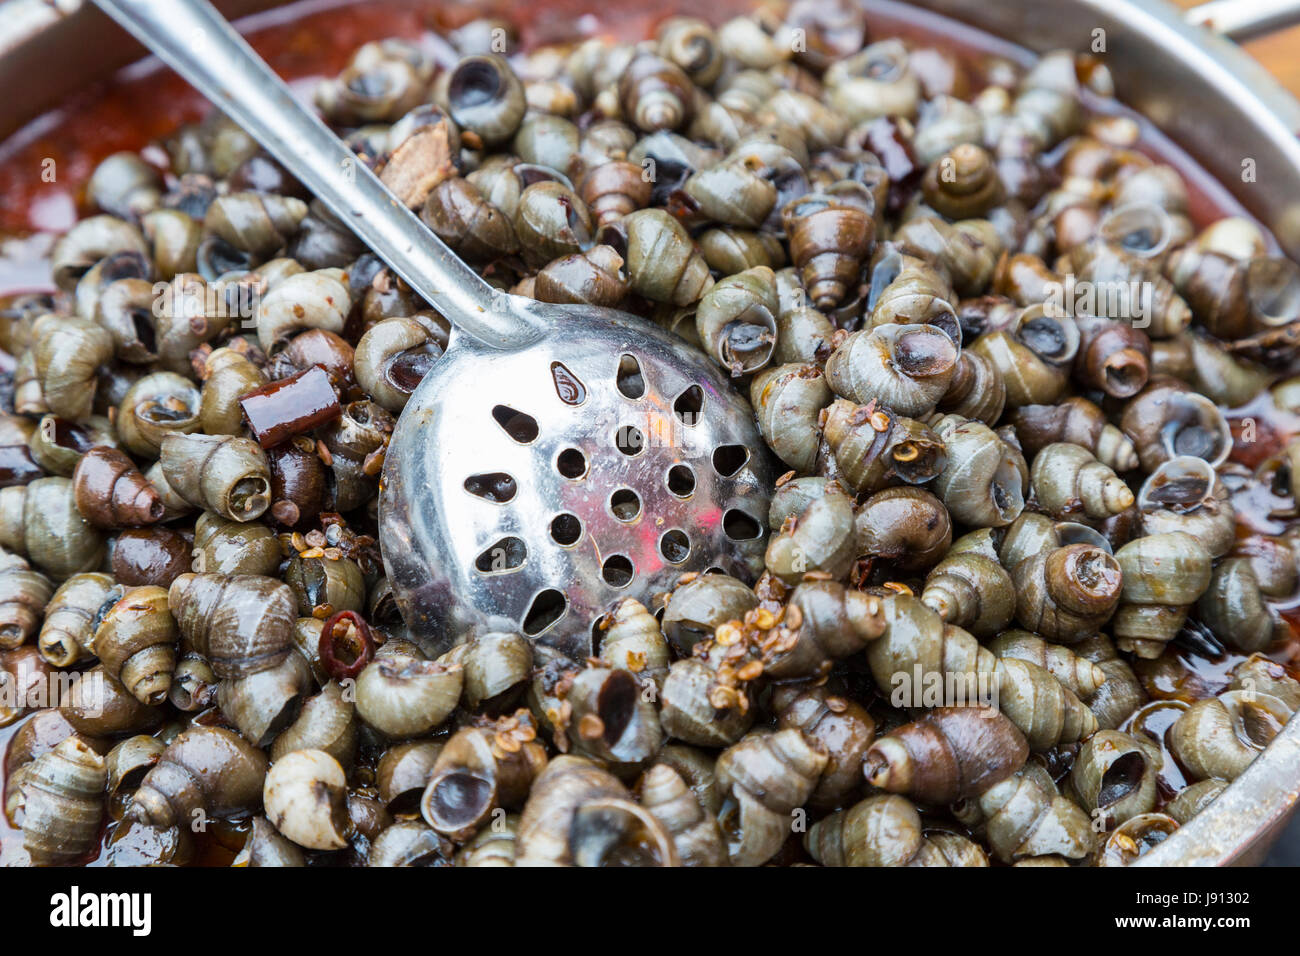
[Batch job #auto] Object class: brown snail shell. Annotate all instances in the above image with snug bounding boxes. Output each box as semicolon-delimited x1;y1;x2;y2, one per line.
805;794;926;867
232;815;307;867
420;716;547;841
986;629;1107;698
130;725;269;829
168;572;296;679
695;266;779;376
59;665;162;737
826;324;958;418
0;550;53;651
1120;377;1233;473
661;572;757;655
716;729;827;866
618;52;695;132
93;585;178;706
36;571;113;666
72;446;165;529
159;433;273;523
921;552;1015;638
1170;691;1293;782
565;667;663;765
929;413;1027;528
514;755;630;866
750;363;830;475
441;631;534;711
534;244;629;308
921;143;1002;220
659;658;755;747
0;477;106;579
854;487;952;572
784;193;875;310
354;652;463;738
1068;729;1161;827
1112;531;1213;659
219;651;315;747
821;399;947;494
1012;543;1123;644
639;763;727;867
1008;397;1138;473
973;768;1098;864
864;707;1028;804
775;683;876;811
1029;442;1134;522
764;480;856;584
18;737;106;865
623;209;714;306
596;598;669;688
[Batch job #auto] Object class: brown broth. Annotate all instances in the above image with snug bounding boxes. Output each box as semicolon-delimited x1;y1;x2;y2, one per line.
1121;700;1191;804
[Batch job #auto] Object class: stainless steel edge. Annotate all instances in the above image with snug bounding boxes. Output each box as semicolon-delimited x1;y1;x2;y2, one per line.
1140;723;1300;866
1188;0;1300;42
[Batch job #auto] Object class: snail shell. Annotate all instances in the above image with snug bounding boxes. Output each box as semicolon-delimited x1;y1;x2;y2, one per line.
19;737;106;865
130;725;269;829
93;585;178;706
168;572;296;679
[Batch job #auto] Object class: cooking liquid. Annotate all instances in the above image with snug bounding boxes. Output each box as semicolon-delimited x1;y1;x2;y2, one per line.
1;0;1298;864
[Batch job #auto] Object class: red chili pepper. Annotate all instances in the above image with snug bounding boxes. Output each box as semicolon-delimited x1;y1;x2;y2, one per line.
318;609;376;682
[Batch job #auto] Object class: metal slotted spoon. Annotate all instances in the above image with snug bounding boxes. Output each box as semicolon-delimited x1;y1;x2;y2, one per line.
95;0;774;659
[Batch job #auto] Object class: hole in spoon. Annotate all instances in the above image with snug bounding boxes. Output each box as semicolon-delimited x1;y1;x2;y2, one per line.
492;405;539;443
550;513;583;546
615;425;645;457
660;529;690;563
712;444;750;477
616;354;645;399
464;472;517;502
551;362;586;405
673;385;704;425
723;508;761;540
610;488;641;521
474;536;527;573
601;555;635;588
557;447;588;479
666;465;695;497
522;588;567;635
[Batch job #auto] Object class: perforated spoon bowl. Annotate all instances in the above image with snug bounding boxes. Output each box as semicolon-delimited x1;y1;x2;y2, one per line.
95;0;774;658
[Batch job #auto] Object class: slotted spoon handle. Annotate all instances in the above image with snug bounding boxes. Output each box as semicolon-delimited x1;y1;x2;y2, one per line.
92;0;540;349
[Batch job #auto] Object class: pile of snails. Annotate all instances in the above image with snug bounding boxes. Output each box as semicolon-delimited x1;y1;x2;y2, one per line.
3;0;1300;867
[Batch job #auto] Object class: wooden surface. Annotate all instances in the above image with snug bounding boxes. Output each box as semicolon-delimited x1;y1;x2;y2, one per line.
1172;0;1300;96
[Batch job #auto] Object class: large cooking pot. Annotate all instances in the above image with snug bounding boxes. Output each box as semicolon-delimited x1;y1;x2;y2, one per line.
2;0;1299;865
